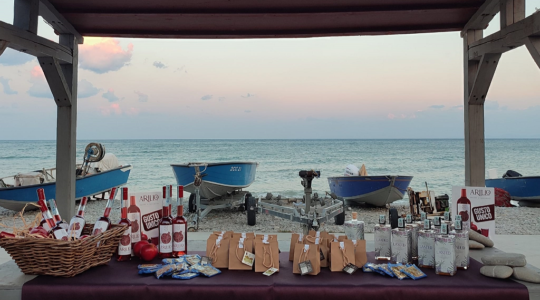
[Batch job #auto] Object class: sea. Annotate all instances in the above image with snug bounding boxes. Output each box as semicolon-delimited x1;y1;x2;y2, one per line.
1;139;539;203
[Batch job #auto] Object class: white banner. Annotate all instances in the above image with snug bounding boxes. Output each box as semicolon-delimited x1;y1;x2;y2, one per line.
451;186;495;238
131;191;162;244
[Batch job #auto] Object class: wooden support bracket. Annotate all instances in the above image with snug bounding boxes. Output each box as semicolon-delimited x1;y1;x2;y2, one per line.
525;37;540;69
468;53;501;105
461;0;500;36
39;0;84;44
38;56;72;107
0;40;7;56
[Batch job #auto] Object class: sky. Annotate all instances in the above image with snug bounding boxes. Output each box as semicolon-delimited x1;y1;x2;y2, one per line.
1;2;540;140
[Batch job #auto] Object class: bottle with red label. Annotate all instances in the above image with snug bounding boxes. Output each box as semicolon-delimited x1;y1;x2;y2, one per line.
47;199;69;231
68;196;89;239
456;188;471;230
36;189;68;240
127;195;141;255
172;185;187;257
158;185;173;258
117;187;132;261
92;187;118;235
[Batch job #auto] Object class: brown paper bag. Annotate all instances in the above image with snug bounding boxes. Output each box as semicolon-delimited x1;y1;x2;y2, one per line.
352;239;367;268
330;240;355;272
293;243;321;275
206;234;230;269
326;234;337;265
289;233;304;261
228;237;254;270
304;235;327;268
254;238;279;272
213;231;234;238
320;238;330;267
338;235;348;241
255;234;277;240
308;230;324;238
233;232;255;253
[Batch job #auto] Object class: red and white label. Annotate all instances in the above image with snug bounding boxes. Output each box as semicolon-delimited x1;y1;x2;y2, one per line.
92;220;109;236
159;225;173;253
172;224;186;252
53;228;69;241
128;212;141;243
118;227;132;255
68;217;85;239
457;203;471;229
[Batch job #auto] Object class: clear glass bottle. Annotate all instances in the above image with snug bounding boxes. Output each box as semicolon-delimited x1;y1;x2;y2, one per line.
435;223;457;276
405;214;419;261
344;212;364;240
374;215;391;261
391;218;411;264
456;188;471;230
451;219;469;270
159;185;173;258
92;187;117;235
117;187;132;261
48;199;69;231
172;185;187;257
418;219;436;268
442;211;452;228
432;216;441;233
415;211;427;230
68;196;89;239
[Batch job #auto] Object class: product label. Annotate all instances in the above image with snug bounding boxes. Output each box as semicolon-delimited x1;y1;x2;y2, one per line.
453;231;469;268
418;232;435;267
159;225;173;253
92;220;109;235
68;217;85;239
457;203;471;229
172;224;186;252
128;212;141;243
42;220;51;232
473;205;495;223
374;227;391;258
435;236;456;275
53;228;69;241
407;225;419;258
118;227;132;255
391;230;411;264
344;221;364;240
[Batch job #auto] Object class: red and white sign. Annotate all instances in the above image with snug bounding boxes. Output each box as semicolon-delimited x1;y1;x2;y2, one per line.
451;186;495;238
131;191;162;243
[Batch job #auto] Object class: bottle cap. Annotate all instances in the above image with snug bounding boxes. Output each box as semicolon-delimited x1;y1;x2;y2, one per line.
441;223;449;234
352;212;357;220
423;219;430;229
162;186;167;198
455;215;462;221
398;218;404;228
455;220;462;230
444;211;450;221
420;212;426;221
406;214;412;223
379;215;385;224
434;216;441;226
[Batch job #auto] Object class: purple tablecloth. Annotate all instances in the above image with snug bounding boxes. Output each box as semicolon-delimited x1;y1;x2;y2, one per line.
22;252;529;300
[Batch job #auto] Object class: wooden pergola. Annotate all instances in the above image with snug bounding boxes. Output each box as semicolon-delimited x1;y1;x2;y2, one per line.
1;0;539;218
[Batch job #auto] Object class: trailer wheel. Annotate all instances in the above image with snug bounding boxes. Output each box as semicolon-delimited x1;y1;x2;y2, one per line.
389;208;399;229
334;199;345;225
244;193;252;211
247;197;256;226
188;194;197;213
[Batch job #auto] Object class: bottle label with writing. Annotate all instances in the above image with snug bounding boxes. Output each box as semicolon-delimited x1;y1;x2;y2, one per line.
68;218;85;239
118;227;132;255
457;203;471;229
418;231;435;267
53;228;68;241
435;236;456;275
391;230;411;264
42;221;51;232
92;220;109;235
454;231;469;268
128;212;141;243
172;224;186;252
159;225;173;253
374;226;391;258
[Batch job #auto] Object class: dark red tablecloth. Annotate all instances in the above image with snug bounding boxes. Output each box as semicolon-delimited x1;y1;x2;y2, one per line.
22;252;528;300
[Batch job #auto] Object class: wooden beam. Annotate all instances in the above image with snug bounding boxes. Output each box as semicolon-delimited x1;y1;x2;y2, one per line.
500;0;525;29
14;0;39;34
525;36;540;68
0;40;7;56
461;0;500;36
468;11;540;60
39;0;84;44
38;56;71;106
0;21;72;63
468;53;501;105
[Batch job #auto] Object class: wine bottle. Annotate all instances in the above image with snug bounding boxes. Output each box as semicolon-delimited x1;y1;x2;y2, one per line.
92;187;117;235
128;195;141;255
68;196;89;239
172;185;187;257
48;199;69;231
159;185;173;258
117;187;132;261
456;188;471;230
36;189;68;240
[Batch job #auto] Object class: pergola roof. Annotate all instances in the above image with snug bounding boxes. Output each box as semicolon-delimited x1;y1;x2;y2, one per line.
48;0;486;38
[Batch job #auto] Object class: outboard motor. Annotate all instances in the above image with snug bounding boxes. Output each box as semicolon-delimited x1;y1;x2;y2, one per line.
503;170;522;178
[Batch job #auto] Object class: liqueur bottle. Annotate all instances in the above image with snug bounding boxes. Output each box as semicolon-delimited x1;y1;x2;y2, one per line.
456;188;471;230
418;219;436;268
391;218;412;264
432;216;441;233
374;215;391;260
344;212;364;240
36;189;68;240
159;185;173;258
67;196;89;239
442;211;452;228
415;211;427;230
172;185;187;257
117;187;132;261
92;187;118;235
435;223;457;276
48;199;69;231
405;214;419;261
451;219;469;270
128;195;141;254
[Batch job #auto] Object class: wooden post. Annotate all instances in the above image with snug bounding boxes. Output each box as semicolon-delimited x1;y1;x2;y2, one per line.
13;0;39;34
500;0;525;29
54;34;78;219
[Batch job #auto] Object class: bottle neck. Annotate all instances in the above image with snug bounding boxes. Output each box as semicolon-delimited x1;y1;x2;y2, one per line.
177;205;184;217
77;202;87;217
163;205;170;217
121;207;127;219
103;207;112;218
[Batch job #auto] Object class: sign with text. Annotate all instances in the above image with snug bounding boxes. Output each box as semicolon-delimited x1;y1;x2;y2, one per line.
132;191;162;242
451;186;495;238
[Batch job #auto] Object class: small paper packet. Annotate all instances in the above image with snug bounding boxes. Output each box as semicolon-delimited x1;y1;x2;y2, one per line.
172;272;199;280
201;256;212;266
378;264;394;277
401;265;427;280
263;267;278;276
138;264;161;270
242;251;255;267
363;263;375;273
185;254;202;265
299;261;313;275
198;264;222;277
343;263;358;274
389;263;408;280
155;265;175;279
162;258;185;265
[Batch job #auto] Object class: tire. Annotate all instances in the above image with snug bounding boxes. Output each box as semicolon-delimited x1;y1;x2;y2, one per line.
334;199;345;225
389;208;399;229
244;193;252;211
247;197;256;226
188;194;197;213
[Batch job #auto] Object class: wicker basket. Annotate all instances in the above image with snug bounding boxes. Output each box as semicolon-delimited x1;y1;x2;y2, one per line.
0;223;126;277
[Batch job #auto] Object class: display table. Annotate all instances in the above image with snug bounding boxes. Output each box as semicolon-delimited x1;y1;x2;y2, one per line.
22;252;528;300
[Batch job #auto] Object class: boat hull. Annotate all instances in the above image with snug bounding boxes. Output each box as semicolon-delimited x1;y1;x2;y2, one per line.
171;162;257;199
486;176;540;204
0;165;132;211
327;175;413;207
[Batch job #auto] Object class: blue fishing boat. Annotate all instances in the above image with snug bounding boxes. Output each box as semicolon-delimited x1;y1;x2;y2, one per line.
485;172;540;206
327;175;414;207
171;162;258;199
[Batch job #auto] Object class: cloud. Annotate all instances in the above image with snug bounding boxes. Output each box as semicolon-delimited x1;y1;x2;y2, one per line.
102;89;120;102
0;77;17;95
241;93;254;98
27;66;53;98
99;103;122;116
0;48;35;66
79;38;133;74
78;79;100;98
135;91;148;102
201;95;213;101
429;105;445;109
153;61;167;69
387;113;396;119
